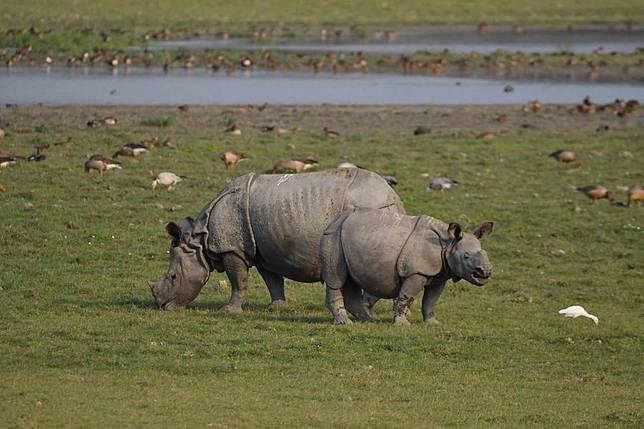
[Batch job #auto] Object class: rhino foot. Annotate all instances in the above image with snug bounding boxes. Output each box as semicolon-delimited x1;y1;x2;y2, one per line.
220;303;243;313
424;317;440;325
268;300;287;311
333;310;353;325
393;316;411;326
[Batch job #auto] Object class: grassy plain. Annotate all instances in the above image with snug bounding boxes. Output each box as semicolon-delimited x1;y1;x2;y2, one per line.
0;105;642;428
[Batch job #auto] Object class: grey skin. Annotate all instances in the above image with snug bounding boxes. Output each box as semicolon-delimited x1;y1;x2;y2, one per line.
320;208;493;325
149;168;405;312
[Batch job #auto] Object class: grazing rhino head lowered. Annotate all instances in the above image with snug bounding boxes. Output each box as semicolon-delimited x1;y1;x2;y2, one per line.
150;169;405;311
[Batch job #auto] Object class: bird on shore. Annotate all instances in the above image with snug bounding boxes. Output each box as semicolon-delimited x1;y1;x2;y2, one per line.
103;116;118;126
0;156;19;169
477;131;496;141
178;105;191;113
0;183;5;192
152;172;185;191
113;143;149;158
54;137;74;148
576;185;614;204
550;149;582;166
272;157;318;173
84;154;121;175
382;176;398;187
414;126;431;135
337;162;359;169
0;127;5;140
558;305;598;325
627;186;643;207
427;177;458;192
323;127;339;139
219;151;248;169
225;124;242;136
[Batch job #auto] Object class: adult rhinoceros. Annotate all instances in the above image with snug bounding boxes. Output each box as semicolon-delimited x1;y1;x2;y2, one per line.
149;168;405;312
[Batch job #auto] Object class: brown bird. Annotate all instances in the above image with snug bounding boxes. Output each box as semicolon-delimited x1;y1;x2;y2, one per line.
576;185;614;204
54;137;73;148
219;151;248;169
477;131;496;141
627;186;644;207
225;125;242;136
84;154;122;175
0;183;5;192
550;150;582;166
113;143;149;158
272;157;318;173
178;105;191;113
0;156;19;169
103;116;118;126
413;126;431;135
0;127;5;140
323;127;339;139
87;119;102;128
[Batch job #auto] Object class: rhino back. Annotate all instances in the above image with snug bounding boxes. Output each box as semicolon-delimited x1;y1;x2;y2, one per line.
249;171;354;282
345;169;405;214
341;209;417;298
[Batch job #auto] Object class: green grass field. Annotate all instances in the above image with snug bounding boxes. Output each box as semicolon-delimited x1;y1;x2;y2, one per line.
0;105;642;427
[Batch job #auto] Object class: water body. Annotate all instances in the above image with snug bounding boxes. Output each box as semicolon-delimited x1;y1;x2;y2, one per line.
1;67;642;106
150;29;644;55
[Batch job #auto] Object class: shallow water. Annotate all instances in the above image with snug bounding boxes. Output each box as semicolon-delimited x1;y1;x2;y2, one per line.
150;29;644;54
1;67;642;106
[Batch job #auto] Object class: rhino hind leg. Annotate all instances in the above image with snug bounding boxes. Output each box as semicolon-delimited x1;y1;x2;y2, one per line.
363;292;380;318
343;279;371;322
326;287;352;325
220;252;250;313
257;265;287;310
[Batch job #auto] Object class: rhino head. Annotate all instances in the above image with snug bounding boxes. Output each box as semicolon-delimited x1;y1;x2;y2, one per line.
148;218;211;309
445;222;494;286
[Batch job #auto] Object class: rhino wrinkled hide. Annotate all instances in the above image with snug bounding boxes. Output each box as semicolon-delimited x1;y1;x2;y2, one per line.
320;208;493;325
150;168;405;312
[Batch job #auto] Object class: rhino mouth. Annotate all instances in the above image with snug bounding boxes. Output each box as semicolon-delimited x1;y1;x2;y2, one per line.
471;272;491;286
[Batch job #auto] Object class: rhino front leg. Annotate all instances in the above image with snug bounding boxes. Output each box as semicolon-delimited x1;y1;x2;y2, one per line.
326;286;352;325
221;252;250;313
422;280;447;324
256;265;286;310
393;274;427;325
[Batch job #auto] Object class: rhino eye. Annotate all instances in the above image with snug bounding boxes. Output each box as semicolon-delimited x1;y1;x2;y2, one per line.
464;252;470;259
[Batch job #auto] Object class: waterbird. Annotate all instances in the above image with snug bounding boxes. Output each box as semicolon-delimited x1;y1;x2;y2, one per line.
84;154;121;175
550;149;581;166
382;176;398;187
272;157;318;173
477;131;496;141
576;185;614;204
627;186;643;207
113;143;149;158
414;126;431;135
87;119;102;128
54;137;73;148
503;84;514;93
0;156;19;169
103;116;118;126
225;125;242;136
558;305;598;324
0;127;5;140
219;151;248;169
152;172;185;191
0;183;5;192
323;127;339;139
427;177;458;192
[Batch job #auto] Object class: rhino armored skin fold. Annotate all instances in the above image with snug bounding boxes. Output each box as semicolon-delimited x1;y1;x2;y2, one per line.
320;208;494;325
149;168;405;312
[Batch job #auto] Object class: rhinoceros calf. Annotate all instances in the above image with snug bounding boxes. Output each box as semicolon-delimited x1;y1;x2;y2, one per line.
320;208;493;325
149;168;404;312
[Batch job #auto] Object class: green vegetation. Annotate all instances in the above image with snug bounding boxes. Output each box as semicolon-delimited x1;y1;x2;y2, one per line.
141;117;173;128
0;105;642;427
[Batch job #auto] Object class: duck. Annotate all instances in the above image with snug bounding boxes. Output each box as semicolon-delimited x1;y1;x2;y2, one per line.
113;143;149;158
152;172;185;191
576;185;614;204
0;183;5;192
382;176;398;187
477;131;496;141
87;119;102;128
54;137;73;148
0;156;19;169
225;125;242;136
427;177;458;192
84;154;122;175
503;84;514;93
272;157;319;173
240;57;254;69
178;105;191;113
627;186;643;207
219;151;248;169
337;162;359;169
103;116;118;126
549;149;581;166
414;126;431;135
323;127;339;139
27;153;46;162
558;305;598;324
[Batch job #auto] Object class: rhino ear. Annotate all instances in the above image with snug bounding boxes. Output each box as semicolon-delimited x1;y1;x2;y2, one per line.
447;223;462;240
473;222;494;239
166;222;182;241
